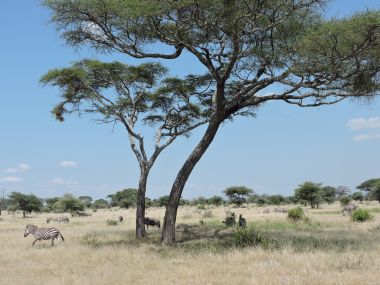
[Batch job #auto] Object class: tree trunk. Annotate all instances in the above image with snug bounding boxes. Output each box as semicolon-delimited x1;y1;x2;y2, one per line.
161;119;221;244
136;167;149;239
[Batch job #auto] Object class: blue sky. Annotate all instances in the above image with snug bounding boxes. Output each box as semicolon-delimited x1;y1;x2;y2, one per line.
1;0;379;200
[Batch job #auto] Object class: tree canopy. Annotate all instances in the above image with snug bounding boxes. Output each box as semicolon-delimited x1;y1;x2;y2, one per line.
294;182;322;208
223;186;253;206
108;188;138;208
357;178;380;202
44;0;380;243
7;192;43;214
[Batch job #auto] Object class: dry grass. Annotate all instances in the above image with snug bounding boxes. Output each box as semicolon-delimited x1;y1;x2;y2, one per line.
0;202;380;285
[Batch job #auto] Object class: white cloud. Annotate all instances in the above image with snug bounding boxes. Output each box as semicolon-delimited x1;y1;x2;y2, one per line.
52;177;65;185
52;178;78;185
353;134;380;142
347;117;380;130
4;163;31;174
18;163;31;171
60;161;78;167
0;176;23;183
5;168;19;174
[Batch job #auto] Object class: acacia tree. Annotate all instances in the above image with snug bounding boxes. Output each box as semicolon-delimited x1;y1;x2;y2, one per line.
44;0;380;243
41;60;211;238
357;178;380;202
223;186;253;206
294;182;322;208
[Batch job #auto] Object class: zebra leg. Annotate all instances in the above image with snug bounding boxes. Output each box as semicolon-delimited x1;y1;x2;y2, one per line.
51;238;55;247
32;239;38;246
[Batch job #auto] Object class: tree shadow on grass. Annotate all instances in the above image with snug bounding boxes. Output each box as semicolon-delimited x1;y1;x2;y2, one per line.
79;222;380;253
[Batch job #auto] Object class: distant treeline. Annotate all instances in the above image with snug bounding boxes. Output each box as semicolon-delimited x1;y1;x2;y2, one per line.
0;178;379;215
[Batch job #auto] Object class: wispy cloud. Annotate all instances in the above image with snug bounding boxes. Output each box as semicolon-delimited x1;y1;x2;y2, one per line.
4;163;31;174
347;117;380;130
51;177;78;185
52;177;65;184
18;163;31;171
5;168;19;174
0;176;23;183
353;134;380;142
60;161;78;167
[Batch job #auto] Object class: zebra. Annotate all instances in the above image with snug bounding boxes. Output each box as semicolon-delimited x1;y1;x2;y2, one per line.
144;217;160;229
47;216;69;223
274;207;288;213
262;208;270;214
342;204;358;216
238;214;246;228
24;224;64;247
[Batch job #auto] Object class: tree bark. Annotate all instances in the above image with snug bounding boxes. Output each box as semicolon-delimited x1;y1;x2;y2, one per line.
136;167;149;239
161;118;221;244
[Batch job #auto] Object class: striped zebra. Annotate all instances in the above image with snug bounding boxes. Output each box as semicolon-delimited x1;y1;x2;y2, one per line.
24;224;64;247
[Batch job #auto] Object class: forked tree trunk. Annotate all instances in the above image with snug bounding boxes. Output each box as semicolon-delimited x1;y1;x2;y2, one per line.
161;119;221;244
136;167;149;239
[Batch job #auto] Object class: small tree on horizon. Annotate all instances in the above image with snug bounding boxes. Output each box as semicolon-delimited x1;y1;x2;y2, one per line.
320;186;337;205
336;186;350;199
8;192;43;217
294;182;322;209
357;178;380;203
223;186;253;206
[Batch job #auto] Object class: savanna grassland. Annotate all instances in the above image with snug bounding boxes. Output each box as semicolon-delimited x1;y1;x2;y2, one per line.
1;203;380;285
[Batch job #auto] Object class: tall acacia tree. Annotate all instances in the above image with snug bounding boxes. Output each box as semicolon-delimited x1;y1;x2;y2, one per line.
44;0;380;243
41;60;211;238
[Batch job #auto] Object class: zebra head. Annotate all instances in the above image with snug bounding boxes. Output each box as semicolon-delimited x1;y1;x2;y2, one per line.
24;224;37;237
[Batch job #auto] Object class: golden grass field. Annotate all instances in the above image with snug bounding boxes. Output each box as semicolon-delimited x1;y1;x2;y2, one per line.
0;202;380;285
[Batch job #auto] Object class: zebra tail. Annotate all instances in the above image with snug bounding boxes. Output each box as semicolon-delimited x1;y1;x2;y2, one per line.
59;232;65;242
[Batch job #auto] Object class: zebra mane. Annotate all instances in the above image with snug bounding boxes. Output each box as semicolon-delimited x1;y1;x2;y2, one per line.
26;224;38;233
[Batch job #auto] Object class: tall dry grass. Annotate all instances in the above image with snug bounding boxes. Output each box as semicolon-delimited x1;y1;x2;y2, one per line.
0;202;379;285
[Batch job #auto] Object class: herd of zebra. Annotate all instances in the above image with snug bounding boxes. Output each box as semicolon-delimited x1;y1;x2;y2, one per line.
24;214;161;247
23;204;360;247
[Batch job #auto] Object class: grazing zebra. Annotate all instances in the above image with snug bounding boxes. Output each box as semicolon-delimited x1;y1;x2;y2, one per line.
342;204;358;216
24;224;64;247
47;216;69;224
262;208;270;214
274;207;288;213
144;217;160;229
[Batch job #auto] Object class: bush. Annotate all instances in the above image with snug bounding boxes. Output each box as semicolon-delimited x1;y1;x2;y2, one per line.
351;209;373;223
233;227;267;247
288;207;304;222
340;196;352;207
105;219;118;226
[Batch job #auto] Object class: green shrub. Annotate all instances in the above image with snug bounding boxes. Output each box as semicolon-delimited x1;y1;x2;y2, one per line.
233;227;267;247
105;219;118;226
288;207;304;222
197;204;206;210
351;209;373;222
340;196;352;207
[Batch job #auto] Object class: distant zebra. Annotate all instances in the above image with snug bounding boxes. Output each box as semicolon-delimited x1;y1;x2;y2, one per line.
262;208;270;214
46;216;69;223
24;224;64;247
144;217;160;229
274;207;288;213
342;204;358;216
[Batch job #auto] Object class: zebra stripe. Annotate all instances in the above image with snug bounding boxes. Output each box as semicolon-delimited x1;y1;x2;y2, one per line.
24;224;64;247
